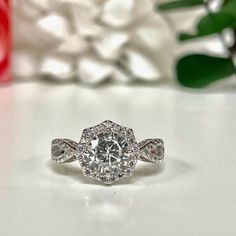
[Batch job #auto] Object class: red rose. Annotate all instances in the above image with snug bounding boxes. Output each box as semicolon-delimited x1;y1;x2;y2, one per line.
0;0;11;83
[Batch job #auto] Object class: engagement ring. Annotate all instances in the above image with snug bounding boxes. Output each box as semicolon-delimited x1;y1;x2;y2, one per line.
51;120;165;184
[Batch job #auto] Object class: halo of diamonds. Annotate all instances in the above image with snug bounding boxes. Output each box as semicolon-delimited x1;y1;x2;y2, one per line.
77;120;140;184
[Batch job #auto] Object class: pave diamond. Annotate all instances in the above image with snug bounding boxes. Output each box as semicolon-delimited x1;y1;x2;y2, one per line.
139;139;164;163
78;120;139;184
51;139;78;163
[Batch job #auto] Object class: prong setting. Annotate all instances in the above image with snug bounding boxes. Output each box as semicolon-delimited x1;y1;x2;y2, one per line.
78;120;139;184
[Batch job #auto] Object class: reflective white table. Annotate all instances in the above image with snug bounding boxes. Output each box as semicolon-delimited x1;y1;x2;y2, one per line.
0;83;236;236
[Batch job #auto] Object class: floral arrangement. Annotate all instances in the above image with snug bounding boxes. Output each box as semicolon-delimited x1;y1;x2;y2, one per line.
3;0;235;88
13;0;173;85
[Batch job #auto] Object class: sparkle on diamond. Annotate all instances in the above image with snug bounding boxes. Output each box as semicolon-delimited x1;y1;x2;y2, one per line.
78;121;138;183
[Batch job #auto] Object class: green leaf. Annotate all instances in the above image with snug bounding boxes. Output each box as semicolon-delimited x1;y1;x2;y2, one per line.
179;11;236;41
223;0;236;14
157;0;204;10
176;54;235;88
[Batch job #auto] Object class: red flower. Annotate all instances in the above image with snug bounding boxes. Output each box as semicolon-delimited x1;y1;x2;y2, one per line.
0;0;11;83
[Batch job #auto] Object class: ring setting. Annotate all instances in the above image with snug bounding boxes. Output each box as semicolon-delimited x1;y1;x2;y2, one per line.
51;120;165;184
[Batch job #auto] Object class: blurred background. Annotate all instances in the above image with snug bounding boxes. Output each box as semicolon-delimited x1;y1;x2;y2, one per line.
1;1;236;236
1;0;235;87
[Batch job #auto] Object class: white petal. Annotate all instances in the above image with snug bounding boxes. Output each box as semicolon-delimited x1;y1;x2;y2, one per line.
78;56;112;84
93;31;129;60
13;18;61;48
56;0;94;7
101;0;135;27
39;56;74;81
134;27;161;49
132;0;153;18
113;67;134;83
70;3;101;37
120;49;160;81
25;0;51;11
15;0;43;20
37;13;69;40
13;50;38;78
57;34;88;55
133;15;171;50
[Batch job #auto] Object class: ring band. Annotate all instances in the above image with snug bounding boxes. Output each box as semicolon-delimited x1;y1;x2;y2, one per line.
51;120;165;184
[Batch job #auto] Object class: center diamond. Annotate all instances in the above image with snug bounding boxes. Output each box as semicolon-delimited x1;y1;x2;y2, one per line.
94;139;122;164
91;132;128;164
78;121;139;184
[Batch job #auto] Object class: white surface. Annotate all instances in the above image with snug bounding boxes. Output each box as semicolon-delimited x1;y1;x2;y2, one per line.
0;83;236;236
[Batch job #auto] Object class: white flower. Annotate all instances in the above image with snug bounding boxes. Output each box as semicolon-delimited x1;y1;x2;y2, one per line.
13;0;173;85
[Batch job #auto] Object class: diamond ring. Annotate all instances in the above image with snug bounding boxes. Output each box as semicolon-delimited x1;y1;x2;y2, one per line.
51;120;165;184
